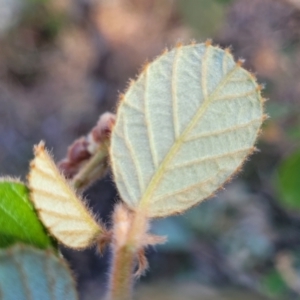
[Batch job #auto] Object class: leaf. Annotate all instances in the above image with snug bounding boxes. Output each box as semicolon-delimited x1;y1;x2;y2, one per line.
276;150;300;210
28;142;104;249
0;179;53;249
110;43;264;217
0;244;78;300
262;270;288;297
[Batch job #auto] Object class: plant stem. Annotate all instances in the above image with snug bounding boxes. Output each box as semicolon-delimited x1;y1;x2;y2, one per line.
107;206;148;300
108;245;136;300
72;142;109;190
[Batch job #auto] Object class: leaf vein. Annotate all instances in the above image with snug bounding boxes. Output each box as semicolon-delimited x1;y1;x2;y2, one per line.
167;147;251;171
39;208;83;221
139;64;241;208
31;188;69;203
31;167;57;182
114;161;137;204
12;255;34;300
213;89;257;102
185;118;262;141
43;257;55;300
124;101;143;114
201;45;210;101
123;116;144;193
144;68;159;168
0;202;33;243
152;171;222;203
222;51;228;75
10;184;32;210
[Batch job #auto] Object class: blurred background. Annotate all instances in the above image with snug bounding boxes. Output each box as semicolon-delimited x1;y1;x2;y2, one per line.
1;0;300;299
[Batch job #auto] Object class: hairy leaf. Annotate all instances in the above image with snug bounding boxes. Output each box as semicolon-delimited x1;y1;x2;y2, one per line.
110;43;264;217
0;244;78;300
28;142;104;249
0;179;52;248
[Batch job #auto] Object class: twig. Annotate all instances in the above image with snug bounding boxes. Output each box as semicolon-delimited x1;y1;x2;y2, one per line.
72;141;109;190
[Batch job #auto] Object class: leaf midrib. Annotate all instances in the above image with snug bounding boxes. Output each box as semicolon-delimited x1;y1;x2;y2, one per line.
139;60;240;211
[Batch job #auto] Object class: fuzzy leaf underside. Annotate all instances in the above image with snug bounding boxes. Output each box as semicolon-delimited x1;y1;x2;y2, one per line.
0;244;78;300
0;180;52;249
28;142;102;249
110;43;264;217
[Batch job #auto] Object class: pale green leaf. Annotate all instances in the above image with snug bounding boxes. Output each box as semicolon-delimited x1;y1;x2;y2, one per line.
110;43;264;217
0;244;78;300
28;142;104;249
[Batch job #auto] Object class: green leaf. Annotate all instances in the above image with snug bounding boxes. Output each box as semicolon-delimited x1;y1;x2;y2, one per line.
111;43;264;217
277;150;300;210
0;179;52;248
262;270;288;297
0;244;78;300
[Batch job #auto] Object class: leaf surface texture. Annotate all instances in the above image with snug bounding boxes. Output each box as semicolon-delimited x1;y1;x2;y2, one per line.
28;142;102;249
0;180;52;248
0;245;78;300
111;43;264;217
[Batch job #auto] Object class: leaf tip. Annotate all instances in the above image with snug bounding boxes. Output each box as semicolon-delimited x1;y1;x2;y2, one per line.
34;141;46;155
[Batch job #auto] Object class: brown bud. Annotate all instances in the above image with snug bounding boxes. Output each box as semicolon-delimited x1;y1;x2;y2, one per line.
58;159;79;179
67;137;90;163
91;112;116;143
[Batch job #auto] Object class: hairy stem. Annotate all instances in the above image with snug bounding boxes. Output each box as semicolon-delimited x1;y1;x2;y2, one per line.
107;205;148;300
108;245;136;300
